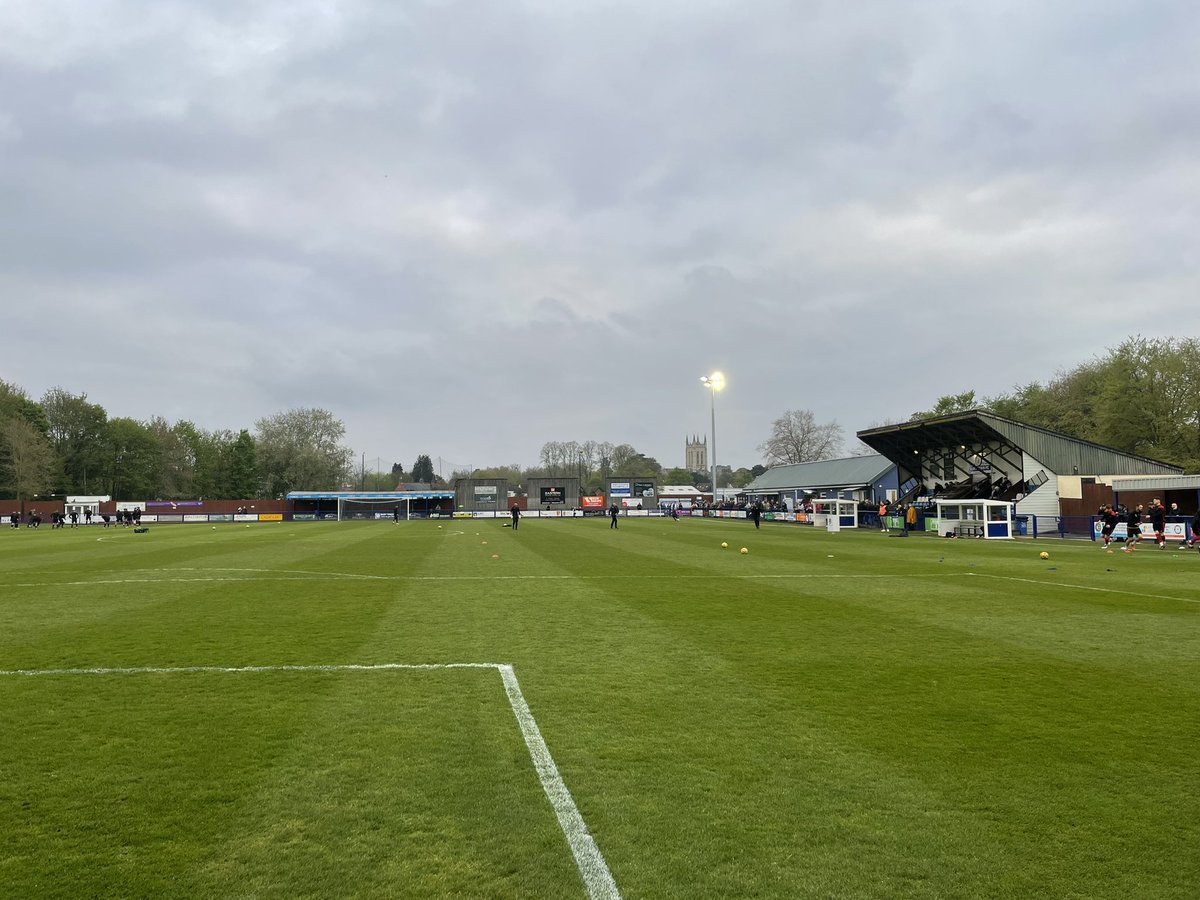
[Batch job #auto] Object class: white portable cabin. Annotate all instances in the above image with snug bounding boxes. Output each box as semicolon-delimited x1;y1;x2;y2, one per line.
66;495;110;519
810;498;858;530
934;499;1015;539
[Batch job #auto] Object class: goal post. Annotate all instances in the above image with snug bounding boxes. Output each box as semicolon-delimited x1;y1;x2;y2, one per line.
336;497;410;521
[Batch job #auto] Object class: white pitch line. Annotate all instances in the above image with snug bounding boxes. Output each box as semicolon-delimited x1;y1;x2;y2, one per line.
0;663;501;676
499;665;621;900
0;662;621;899
167;567;387;579
0;572;966;589
967;572;1200;604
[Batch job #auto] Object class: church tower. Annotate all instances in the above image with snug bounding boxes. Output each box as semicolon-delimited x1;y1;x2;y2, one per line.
685;435;708;473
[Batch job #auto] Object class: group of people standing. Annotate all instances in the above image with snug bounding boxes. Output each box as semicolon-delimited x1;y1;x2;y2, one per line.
7;507;137;529
1098;500;1200;552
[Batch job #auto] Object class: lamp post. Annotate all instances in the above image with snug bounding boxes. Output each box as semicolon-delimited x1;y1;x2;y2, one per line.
700;372;724;506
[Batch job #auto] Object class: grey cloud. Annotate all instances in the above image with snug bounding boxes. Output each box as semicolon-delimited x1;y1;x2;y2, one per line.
1;0;1196;472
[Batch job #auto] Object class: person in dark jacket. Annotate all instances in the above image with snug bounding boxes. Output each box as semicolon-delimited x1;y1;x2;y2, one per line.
1122;505;1143;552
1148;499;1167;549
1099;505;1120;549
510;503;521;530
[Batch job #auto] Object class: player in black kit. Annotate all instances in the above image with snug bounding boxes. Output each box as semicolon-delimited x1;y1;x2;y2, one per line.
1122;505;1143;553
1099;505;1119;549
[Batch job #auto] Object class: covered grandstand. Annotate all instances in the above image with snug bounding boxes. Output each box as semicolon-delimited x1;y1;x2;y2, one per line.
856;410;1184;527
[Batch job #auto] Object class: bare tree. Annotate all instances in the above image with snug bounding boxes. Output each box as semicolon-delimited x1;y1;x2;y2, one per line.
758;410;843;465
851;418;904;456
539;441;566;476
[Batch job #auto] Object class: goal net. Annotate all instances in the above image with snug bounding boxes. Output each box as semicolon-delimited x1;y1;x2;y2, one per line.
337;498;409;521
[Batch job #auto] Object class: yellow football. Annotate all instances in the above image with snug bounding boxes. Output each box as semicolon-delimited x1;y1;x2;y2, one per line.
1039;551;1049;560
740;547;749;555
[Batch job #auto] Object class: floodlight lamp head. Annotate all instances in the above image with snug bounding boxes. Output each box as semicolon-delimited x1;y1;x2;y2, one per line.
702;372;725;391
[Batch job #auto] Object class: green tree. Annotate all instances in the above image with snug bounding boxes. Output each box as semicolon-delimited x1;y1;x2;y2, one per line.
226;429;259;498
147;417;195;499
910;390;978;421
0;380;49;434
255;408;351;496
662;467;693;484
610;451;661;476
41;387;108;494
1091;337;1175;461
411;454;435;484
173;423;226;499
608;443;639;473
362;471;397;490
471;464;524;484
104;417;161;500
730;467;755;488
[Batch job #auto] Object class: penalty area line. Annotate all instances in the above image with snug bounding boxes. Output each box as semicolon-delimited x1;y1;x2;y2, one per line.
0;662;621;900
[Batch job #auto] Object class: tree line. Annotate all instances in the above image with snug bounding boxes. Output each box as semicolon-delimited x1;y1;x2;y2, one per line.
0;382;432;501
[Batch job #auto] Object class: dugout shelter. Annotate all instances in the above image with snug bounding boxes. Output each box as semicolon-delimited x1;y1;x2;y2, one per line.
935;499;1015;539
810;497;859;530
287;490;454;520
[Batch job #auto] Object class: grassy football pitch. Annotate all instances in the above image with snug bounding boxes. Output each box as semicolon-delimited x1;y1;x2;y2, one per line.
1;518;1197;899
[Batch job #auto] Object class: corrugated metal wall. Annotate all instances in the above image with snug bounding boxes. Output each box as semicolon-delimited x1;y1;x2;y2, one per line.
454;478;508;512
1015;451;1060;520
987;417;1179;476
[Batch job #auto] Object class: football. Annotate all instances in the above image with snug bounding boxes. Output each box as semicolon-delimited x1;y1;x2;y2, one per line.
740;547;749;555
1040;551;1049;560
721;542;728;549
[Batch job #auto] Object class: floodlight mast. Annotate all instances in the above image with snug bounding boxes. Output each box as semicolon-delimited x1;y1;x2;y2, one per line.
700;372;724;506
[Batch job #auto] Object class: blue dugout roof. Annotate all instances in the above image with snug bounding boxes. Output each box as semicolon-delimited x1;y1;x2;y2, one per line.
287;491;454;500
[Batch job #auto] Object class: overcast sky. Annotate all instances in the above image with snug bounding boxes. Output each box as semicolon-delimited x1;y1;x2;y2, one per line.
2;0;1196;474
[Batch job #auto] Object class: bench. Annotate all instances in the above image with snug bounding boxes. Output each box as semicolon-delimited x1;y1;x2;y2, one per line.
952;523;984;538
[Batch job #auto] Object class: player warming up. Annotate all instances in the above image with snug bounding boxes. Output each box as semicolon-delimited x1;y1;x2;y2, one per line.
1186;508;1200;550
1148;499;1167;549
1099;505;1119;549
1122;505;1143;553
